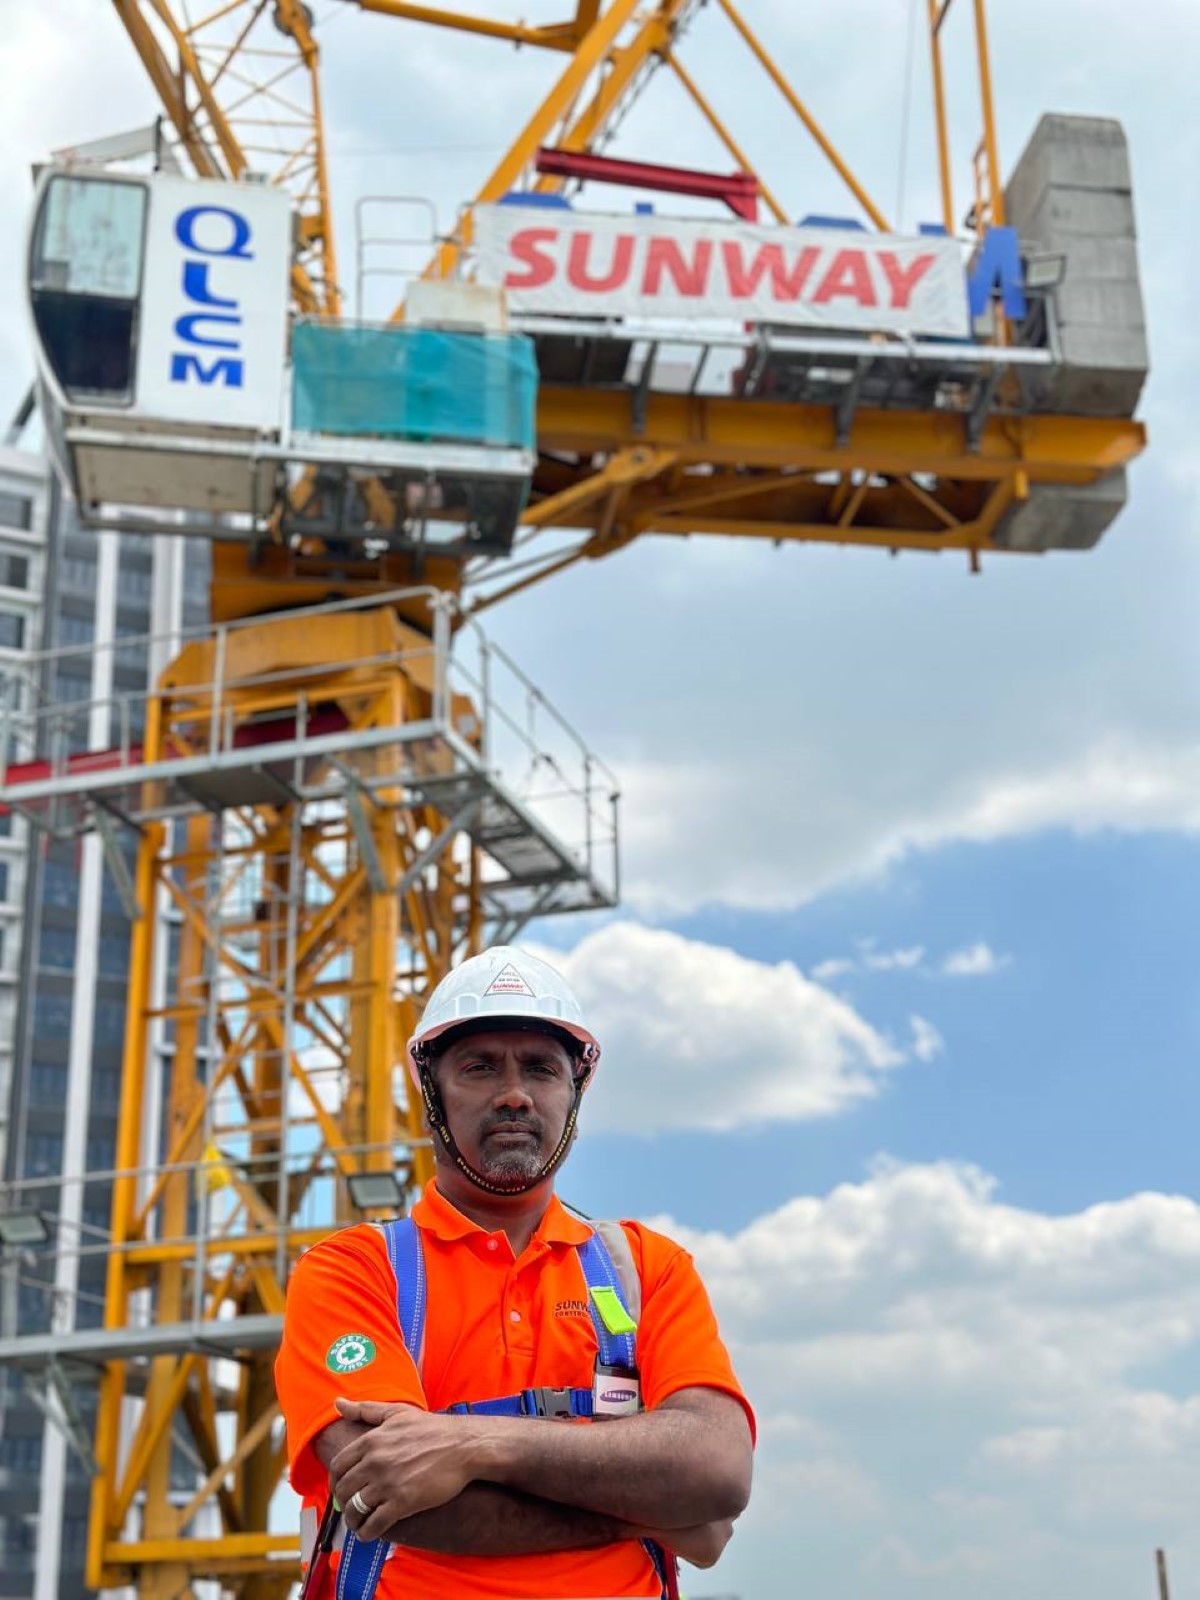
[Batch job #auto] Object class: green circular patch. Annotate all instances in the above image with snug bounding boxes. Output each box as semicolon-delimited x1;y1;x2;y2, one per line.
326;1333;377;1374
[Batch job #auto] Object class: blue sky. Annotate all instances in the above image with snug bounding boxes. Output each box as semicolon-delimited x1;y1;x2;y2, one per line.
563;827;1200;1233
4;2;1200;1597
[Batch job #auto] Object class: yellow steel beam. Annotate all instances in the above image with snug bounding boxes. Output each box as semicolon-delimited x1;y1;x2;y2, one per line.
110;2;224;177
349;0;580;49
535;388;1147;483
899;473;963;528
665;50;789;225
110;2;331;311
714;0;890;229
422;0;655;283
88;817;163;1591
105;1534;296;1566
174;1403;281;1534
641;512;1010;554
927;0;956;234
530;8;678;181
122;1228;332;1268
973;0;1005;227
522;446;677;528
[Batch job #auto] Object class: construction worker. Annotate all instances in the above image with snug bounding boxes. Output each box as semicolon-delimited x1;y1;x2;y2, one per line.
276;944;754;1599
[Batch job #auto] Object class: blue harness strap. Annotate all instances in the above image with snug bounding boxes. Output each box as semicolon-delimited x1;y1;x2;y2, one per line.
335;1216;670;1600
381;1216;426;1358
577;1231;638;1370
336;1220;426;1600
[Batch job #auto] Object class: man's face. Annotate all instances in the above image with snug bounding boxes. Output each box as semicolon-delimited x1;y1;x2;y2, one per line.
432;1027;577;1189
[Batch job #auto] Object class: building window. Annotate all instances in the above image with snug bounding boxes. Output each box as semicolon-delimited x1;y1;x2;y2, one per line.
60;554;97;594
87;1132;115;1171
0;492;33;532
29;1064;67;1105
43;861;80;909
25;1131;63;1174
58;611;95;648
39;925;76;970
94;996;128;1045
0;552;30;590
0;861;9;902
0;612;26;650
98;932;130;979
32;992;72;1040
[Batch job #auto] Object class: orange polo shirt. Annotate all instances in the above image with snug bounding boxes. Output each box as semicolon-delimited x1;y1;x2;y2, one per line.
276;1179;754;1599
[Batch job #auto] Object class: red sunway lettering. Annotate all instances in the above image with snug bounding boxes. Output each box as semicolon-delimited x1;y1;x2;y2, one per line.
567;230;635;293
721;241;821;302
811;249;877;307
877;250;936;308
505;227;558;291
643;237;714;297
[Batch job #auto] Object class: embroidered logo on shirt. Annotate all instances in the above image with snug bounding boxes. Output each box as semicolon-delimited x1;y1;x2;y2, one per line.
326;1333;377;1374
554;1298;590;1319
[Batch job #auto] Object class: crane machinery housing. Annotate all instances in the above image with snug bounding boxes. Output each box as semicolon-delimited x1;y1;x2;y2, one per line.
0;2;1147;1596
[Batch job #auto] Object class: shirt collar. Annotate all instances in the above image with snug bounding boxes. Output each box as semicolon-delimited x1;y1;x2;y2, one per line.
412;1179;593;1247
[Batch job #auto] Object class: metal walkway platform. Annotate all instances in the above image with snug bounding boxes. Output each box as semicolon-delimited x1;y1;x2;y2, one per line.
0;589;619;934
515;313;1058;445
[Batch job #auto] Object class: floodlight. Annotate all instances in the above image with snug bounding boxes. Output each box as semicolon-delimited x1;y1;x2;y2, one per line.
1025;253;1067;290
0;1210;52;1247
347;1170;405;1212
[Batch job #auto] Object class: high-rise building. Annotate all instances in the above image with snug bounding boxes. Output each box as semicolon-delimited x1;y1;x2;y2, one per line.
0;447;49;1189
0;433;208;1598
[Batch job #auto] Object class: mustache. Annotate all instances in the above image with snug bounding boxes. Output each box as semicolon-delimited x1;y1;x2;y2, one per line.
480;1110;543;1139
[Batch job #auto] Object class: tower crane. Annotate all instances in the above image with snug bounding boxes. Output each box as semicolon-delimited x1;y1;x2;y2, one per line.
0;2;1146;1596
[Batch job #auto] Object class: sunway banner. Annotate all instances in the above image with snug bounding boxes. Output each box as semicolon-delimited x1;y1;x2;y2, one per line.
475;206;971;340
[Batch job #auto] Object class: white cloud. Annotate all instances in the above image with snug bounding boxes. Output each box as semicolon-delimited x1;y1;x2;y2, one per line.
909;1015;944;1062
864;944;925;973
942;943;1009;977
812;945;926;981
654;1163;1200;1599
811;956;856;983
530;922;905;1133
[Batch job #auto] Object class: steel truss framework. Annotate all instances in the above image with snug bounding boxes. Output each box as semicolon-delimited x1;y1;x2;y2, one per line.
101;0;1147;612
0;594;615;1596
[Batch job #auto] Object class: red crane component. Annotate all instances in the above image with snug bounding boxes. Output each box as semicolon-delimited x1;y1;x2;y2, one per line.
535;145;762;220
0;705;352;809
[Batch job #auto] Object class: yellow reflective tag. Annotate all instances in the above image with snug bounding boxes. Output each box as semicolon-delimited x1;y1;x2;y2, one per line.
589;1285;637;1336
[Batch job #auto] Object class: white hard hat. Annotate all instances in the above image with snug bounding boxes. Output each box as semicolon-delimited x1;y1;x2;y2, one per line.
406;946;600;1088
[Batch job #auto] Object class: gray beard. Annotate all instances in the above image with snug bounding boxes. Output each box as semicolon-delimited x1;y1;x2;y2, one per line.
478;1140;544;1185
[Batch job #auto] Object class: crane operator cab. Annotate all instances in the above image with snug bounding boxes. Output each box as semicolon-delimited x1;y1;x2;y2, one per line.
26;166;536;558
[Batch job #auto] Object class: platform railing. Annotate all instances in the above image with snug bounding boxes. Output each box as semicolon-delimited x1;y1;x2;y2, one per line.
0;1133;426;1364
0;588;620;904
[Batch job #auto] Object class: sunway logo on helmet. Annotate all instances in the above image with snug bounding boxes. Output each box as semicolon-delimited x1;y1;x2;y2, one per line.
484;962;535;997
599;1388;638;1405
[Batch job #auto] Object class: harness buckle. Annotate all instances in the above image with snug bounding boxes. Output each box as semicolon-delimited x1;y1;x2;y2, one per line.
530;1386;577;1418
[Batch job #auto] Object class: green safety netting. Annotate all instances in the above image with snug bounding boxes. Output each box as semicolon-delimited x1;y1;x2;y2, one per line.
291;321;537;449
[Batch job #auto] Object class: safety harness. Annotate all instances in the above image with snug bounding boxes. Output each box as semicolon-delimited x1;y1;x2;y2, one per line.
328;1216;679;1600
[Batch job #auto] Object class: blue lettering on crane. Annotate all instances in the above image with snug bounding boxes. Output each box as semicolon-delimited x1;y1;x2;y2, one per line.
170;204;254;389
170;353;245;385
967;225;1027;319
174;205;254;260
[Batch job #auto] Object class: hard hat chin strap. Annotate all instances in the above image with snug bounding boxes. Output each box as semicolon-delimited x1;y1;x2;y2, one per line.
417;1067;587;1197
